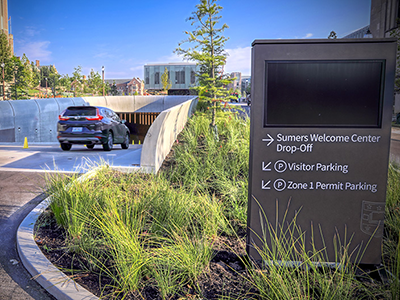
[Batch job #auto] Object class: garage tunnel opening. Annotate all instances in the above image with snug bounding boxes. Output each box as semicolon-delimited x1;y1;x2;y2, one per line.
117;112;160;144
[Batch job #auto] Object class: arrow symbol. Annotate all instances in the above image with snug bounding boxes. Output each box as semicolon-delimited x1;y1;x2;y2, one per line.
261;180;271;190
262;134;274;146
262;161;271;171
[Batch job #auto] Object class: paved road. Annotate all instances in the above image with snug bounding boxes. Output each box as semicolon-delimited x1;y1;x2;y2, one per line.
0;171;54;300
0;144;142;299
0;144;142;173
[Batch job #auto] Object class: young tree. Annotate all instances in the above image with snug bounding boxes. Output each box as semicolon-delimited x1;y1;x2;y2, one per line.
59;74;72;94
48;70;61;97
161;67;171;93
0;31;13;98
21;54;35;89
30;61;41;88
9;56;29;99
87;69;103;95
71;66;84;96
176;0;233;130
38;65;59;97
0;32;11;65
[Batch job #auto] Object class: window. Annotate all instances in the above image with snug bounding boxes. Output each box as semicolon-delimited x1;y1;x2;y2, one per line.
145;69;149;85
65;107;97;116
191;71;196;84
175;70;185;84
112;112;121;122
155;72;160;85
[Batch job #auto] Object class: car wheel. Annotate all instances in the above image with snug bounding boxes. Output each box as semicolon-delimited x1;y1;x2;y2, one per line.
60;143;72;151
103;131;113;151
121;133;129;149
86;144;95;149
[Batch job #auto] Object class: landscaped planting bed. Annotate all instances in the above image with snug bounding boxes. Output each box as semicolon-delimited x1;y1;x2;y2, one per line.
35;111;400;299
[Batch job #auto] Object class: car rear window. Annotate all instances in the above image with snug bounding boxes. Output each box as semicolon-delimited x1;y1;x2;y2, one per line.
63;107;97;117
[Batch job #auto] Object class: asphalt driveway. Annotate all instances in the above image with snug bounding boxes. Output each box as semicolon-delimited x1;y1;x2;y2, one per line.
0;144;142;173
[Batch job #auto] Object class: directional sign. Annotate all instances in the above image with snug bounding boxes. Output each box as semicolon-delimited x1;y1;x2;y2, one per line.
247;39;396;265
262;134;274;146
262;161;272;171
261;180;271;190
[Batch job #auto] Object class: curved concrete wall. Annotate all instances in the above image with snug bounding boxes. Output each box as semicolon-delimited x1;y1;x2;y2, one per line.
0;98;88;143
0;96;196;143
0;101;15;142
83;95;195;113
140;97;198;173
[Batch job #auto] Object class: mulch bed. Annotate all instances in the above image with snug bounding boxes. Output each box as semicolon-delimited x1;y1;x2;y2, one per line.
34;211;258;299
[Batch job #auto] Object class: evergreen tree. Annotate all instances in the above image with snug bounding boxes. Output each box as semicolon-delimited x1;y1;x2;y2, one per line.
30;61;41;88
176;0;233;129
0;32;11;65
21;54;35;89
0;31;13;98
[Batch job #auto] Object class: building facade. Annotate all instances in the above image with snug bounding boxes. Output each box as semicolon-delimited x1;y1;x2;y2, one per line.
105;78;145;96
370;0;400;38
226;72;242;92
342;25;371;39
0;0;13;53
144;62;198;95
241;76;251;95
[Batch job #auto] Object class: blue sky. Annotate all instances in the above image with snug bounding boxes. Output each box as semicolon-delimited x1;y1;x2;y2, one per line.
10;0;371;79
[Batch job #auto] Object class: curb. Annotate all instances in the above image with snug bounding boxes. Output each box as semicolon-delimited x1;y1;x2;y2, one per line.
17;197;99;300
16;168;102;300
16;166;142;299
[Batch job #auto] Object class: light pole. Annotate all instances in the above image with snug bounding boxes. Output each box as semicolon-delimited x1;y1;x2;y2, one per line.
45;78;47;97
1;63;4;100
102;66;105;96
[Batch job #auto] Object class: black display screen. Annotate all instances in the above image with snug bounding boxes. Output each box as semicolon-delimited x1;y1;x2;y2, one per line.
264;60;385;127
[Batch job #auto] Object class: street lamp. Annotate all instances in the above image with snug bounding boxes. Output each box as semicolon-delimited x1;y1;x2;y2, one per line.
102;66;105;96
1;63;5;100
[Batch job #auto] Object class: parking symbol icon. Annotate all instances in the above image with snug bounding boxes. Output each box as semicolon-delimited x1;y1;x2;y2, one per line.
274;179;286;191
274;160;287;173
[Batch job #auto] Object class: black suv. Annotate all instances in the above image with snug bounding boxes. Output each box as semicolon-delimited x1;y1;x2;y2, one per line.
57;106;130;151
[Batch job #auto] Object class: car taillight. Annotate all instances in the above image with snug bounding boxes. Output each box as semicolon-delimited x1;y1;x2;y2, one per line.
86;108;103;121
59;115;69;121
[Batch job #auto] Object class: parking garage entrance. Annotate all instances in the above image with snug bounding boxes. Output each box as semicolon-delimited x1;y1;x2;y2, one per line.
117;112;160;144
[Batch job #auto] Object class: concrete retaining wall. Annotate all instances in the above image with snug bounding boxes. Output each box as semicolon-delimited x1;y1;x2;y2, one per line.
0;96;196;143
83;95;195;113
0;98;87;143
140;97;198;173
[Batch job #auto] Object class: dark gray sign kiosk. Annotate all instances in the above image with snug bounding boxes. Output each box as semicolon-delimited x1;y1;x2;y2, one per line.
247;39;396;264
